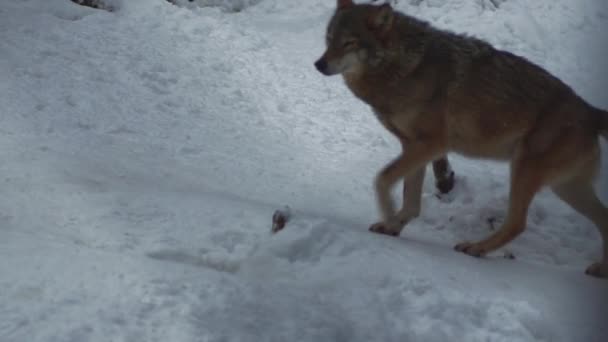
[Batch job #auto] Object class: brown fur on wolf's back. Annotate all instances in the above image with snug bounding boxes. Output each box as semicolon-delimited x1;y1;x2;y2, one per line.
315;1;608;278
345;7;597;159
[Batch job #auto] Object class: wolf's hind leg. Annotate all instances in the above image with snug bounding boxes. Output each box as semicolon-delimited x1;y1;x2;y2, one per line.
552;179;608;278
455;157;542;256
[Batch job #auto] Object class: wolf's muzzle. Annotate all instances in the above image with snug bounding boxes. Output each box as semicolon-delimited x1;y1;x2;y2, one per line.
314;58;330;75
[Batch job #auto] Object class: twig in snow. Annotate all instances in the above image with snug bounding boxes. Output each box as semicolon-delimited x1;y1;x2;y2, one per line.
272;206;292;233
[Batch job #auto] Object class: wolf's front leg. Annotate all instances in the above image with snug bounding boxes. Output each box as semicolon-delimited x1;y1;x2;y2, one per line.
369;167;425;235
397;166;426;223
432;156;455;194
370;144;439;236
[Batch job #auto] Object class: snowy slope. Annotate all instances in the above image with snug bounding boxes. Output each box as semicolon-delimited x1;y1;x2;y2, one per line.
1;0;607;341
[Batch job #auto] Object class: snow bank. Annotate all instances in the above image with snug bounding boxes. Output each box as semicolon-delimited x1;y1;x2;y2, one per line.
171;0;263;12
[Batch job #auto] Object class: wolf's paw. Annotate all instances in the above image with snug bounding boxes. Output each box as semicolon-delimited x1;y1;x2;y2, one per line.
436;171;455;194
454;241;487;257
369;221;401;236
585;262;608;279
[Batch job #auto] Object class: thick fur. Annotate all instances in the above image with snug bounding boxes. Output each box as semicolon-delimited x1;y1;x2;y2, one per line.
315;0;608;278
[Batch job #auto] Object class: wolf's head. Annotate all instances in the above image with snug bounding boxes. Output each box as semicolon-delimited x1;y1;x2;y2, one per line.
315;0;395;76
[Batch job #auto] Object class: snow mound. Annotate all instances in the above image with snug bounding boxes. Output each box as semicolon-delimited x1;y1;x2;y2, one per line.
171;0;263;13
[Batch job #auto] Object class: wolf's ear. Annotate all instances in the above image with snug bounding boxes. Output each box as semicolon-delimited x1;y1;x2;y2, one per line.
368;4;394;35
337;0;354;9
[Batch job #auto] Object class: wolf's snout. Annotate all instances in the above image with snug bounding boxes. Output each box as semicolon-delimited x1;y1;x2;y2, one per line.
314;58;329;75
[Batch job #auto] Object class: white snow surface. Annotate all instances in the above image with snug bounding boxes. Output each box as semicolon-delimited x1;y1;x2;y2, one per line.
1;0;608;341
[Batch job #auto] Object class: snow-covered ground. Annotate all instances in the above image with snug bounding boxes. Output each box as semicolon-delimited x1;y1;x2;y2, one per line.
1;0;607;341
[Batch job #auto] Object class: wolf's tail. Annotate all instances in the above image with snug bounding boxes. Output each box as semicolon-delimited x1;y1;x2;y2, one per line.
598;108;608;140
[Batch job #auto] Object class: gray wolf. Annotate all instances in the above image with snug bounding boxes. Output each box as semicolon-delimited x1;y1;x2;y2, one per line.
314;0;608;278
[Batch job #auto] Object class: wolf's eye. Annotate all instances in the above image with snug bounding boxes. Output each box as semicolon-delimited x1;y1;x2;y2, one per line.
342;40;357;49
